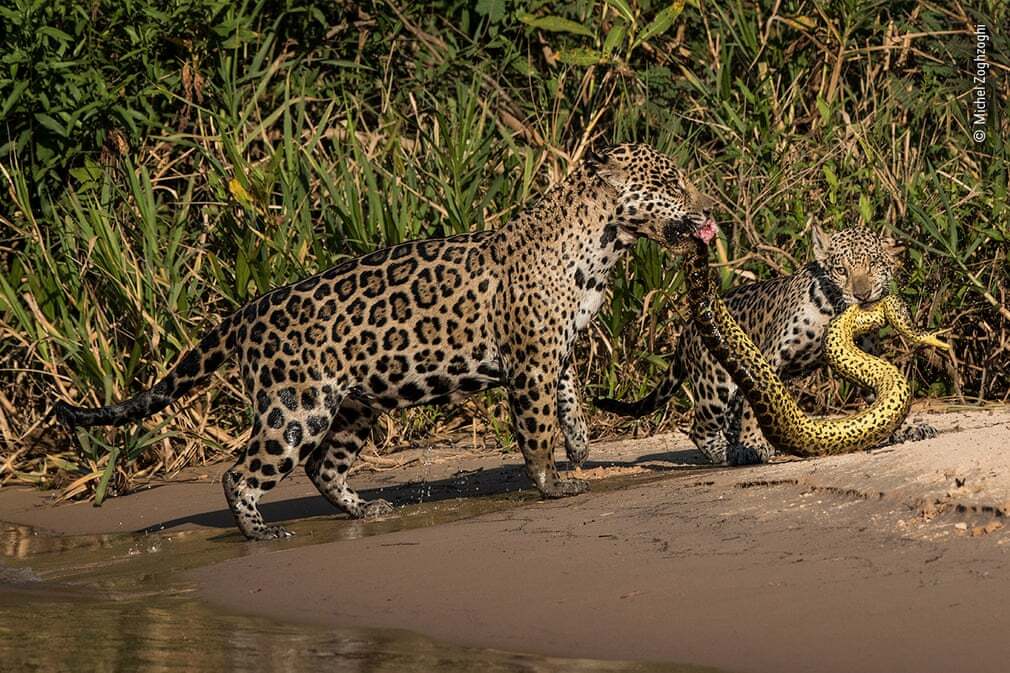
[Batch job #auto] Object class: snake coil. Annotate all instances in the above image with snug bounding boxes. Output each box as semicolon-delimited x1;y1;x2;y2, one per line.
680;237;949;456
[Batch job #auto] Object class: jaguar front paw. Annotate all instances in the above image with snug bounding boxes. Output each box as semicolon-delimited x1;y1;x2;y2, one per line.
565;443;590;467
539;477;590;498
245;524;295;541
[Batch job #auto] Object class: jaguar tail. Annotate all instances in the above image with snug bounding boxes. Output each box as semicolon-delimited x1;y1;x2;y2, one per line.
53;317;238;429
594;360;685;418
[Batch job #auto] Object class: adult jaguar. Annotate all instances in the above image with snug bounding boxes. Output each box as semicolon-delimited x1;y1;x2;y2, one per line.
596;225;938;464
54;143;716;540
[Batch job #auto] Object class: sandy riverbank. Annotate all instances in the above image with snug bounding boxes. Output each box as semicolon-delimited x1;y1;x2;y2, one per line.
3;408;1009;673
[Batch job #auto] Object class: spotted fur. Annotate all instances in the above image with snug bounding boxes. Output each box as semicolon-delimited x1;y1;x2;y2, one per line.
54;143;712;540
674;236;948;458
596;225;937;464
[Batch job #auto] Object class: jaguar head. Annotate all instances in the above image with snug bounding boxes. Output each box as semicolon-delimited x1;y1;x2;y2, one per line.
589;143;717;252
811;224;901;307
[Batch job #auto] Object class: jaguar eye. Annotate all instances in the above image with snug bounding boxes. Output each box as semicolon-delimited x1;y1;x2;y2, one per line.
834;265;848;276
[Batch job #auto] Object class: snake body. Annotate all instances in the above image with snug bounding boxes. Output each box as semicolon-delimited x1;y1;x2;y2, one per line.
679;237;949;456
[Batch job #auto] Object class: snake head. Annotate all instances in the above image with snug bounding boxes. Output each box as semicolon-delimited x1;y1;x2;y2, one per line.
660;214;718;252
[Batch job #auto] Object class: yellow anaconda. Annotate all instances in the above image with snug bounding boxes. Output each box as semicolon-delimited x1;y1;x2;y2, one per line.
678;235;949;456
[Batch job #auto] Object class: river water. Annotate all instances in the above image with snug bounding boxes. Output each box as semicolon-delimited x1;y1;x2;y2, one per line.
0;475;730;673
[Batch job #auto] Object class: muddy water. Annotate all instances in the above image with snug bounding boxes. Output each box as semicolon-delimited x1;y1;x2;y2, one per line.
0;472;728;673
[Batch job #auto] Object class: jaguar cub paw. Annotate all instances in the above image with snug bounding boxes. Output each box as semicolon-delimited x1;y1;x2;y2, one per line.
248;525;295;541
362;499;395;519
889;423;938;445
540;477;590;498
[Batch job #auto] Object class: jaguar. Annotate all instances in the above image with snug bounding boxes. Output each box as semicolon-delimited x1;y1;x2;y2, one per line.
596;225;937;464
665;232;948;458
55;143;716;540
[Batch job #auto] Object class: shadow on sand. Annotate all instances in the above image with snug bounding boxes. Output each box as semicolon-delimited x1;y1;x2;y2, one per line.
142;446;709;534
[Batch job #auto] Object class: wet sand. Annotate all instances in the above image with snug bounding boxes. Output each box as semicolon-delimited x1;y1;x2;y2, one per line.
3;408;1010;672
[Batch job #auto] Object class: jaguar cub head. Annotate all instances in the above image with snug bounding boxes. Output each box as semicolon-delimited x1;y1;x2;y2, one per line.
589;143;717;251
811;224;901;306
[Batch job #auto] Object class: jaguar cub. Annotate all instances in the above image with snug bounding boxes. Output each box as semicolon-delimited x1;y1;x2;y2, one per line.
55;143;715;540
596;225;937;465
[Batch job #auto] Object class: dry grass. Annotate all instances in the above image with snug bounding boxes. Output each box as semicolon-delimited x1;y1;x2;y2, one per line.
0;0;1006;500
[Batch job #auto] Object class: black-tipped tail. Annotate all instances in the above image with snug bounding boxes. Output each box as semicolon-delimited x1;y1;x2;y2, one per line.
53;400;88;429
53;377;176;429
53;318;237;429
594;367;685;418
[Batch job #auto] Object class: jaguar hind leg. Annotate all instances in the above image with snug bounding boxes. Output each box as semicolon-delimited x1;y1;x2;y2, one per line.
725;394;776;465
689;399;732;464
223;422;302;541
304;398;393;519
224;466;293;541
225;385;344;541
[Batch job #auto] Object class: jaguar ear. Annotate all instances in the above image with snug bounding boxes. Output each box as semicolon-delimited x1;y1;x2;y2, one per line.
682;176;715;212
881;234;905;258
811;223;832;263
589;146;627;190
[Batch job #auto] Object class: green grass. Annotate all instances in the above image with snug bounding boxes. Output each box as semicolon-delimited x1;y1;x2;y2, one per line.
1;0;1007;498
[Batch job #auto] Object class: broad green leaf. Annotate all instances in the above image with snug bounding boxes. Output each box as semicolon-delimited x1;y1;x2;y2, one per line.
508;54;537;77
39;26;73;43
858;194;872;223
603;22;628;56
34;113;66;136
823;164;838;190
815;95;831;124
475;0;507;23
634;1;685;48
69;162;103;187
518;14;595;38
1;80;28;117
556;48;605;66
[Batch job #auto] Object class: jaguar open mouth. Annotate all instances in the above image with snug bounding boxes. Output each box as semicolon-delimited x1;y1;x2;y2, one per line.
693;217;718;245
854;296;883;309
662;217;718;250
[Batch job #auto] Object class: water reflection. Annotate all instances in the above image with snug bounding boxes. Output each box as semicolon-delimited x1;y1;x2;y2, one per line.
1;523;121;560
0;584;722;673
0;468;730;673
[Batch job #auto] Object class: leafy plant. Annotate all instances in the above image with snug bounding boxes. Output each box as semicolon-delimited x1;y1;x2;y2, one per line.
0;0;1006;499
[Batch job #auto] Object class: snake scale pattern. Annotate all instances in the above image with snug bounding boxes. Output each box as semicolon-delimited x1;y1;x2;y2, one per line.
679;235;949;456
